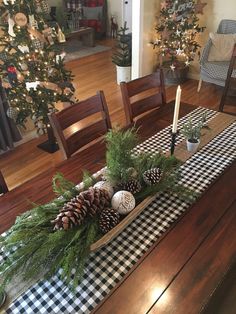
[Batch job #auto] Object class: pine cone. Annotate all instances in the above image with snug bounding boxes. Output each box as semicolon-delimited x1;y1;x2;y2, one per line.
99;208;120;234
120;179;142;194
143;167;162;186
53;187;111;230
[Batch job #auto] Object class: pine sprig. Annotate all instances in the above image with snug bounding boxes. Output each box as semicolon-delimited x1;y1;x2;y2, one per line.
105;126;139;185
0;217;100;291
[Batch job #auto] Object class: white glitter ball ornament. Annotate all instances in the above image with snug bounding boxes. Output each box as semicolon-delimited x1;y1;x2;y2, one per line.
93;181;114;199
111;191;135;215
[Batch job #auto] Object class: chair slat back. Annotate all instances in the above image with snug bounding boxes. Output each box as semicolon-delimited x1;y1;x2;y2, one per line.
56;94;105;130
66;120;109;157
0;171;8;194
49;91;111;159
120;69;166;125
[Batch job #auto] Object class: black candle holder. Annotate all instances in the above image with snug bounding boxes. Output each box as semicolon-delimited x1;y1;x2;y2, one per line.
170;130;179;155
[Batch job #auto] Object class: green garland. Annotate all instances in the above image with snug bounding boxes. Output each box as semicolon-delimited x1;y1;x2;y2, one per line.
0;128;197;292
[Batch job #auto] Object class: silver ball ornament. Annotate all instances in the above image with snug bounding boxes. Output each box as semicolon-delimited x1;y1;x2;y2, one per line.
111;191;135;215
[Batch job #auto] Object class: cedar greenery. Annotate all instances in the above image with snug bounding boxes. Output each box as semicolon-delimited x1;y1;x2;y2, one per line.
0;127;197;292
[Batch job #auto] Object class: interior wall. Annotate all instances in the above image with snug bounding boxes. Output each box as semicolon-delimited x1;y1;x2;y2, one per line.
107;0;123;36
140;0;159;76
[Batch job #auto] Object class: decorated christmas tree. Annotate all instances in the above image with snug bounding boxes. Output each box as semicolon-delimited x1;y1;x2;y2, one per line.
0;0;75;150
152;0;206;71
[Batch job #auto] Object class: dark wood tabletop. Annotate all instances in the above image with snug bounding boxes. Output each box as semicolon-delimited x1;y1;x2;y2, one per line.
1;102;235;313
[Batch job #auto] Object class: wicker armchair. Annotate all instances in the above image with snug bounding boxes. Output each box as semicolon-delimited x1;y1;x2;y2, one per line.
198;19;236;92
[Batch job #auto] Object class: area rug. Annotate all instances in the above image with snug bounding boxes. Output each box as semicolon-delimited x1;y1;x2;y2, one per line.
59;39;111;62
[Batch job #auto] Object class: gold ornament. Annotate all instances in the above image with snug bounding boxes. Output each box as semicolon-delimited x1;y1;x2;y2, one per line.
57;27;66;43
14;12;28;27
28;27;47;43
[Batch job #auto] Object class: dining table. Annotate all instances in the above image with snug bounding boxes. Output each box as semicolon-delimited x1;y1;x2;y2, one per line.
0;102;236;314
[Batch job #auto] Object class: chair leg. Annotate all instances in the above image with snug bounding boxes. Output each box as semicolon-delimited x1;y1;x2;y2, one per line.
219;83;229;112
197;79;202;93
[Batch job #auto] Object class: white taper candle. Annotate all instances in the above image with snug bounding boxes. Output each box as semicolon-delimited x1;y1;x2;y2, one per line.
172;85;181;133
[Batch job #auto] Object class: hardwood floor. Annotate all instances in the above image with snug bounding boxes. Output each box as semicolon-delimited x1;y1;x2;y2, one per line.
0;39;235;190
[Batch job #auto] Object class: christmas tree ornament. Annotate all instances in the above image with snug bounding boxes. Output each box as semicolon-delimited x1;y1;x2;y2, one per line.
32;38;44;49
40;0;50;14
121;179;142;194
0;51;8;62
7;106;18;121
42;26;54;45
17;71;24;82
1;78;12;89
34;0;50;14
143;167;162;186
35;120;46;134
3;0;16;5
57;27;66;43
93;181;114;198
20;62;28;71
28;27;46;43
14;12;27;27
18;45;29;53
7;65;17;85
53;187;110;230
111;191;135;215
26;81;40;91
29;14;38;29
56;52;66;63
8;16;16;37
99;208;120;234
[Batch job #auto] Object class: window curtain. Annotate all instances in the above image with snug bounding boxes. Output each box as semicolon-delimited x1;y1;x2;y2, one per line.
0;84;22;152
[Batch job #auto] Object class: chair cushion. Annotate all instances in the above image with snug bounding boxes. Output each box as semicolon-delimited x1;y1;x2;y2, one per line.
208;33;236;61
83;6;103;20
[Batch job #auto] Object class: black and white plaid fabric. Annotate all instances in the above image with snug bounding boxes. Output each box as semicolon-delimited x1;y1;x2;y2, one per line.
66;0;82;10
4;107;236;314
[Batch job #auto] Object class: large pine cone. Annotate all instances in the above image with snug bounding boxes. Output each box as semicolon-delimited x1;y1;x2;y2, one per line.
143;167;162;186
99;208;120;234
53;187;111;230
120;179;142;194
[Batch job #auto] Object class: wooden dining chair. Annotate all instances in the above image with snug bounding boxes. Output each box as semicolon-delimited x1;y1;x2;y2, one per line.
48;91;112;159
120;69;166;125
219;44;236;113
0;170;8;194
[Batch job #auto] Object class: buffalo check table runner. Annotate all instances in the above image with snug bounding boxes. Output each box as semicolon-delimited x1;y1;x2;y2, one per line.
3;107;236;314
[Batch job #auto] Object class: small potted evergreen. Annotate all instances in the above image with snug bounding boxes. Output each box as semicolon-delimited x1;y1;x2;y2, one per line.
112;22;132;85
181;114;209;153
